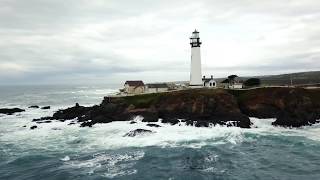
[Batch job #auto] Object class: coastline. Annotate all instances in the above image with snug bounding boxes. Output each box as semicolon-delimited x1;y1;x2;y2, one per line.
31;87;320;129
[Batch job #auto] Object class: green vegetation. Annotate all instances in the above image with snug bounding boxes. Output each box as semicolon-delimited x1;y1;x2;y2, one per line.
228;75;238;85
121;89;225;108
221;79;229;83
244;78;261;87
122;92;164;108
120;87;320;110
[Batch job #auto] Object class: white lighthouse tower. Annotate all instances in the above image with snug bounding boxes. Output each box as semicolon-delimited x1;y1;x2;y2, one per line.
189;29;203;87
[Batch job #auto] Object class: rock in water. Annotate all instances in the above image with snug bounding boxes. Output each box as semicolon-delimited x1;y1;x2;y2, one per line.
0;108;25;115
32;116;54;122
41;106;51;109
146;123;161;128
28;105;39;109
124;129;154;137
30;125;37;130
36;120;52;124
161;118;180;125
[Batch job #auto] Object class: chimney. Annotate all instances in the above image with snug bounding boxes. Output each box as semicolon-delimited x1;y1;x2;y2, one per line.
211;75;213;79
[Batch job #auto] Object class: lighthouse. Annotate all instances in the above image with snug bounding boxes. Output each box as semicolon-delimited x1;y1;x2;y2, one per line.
189;29;203;87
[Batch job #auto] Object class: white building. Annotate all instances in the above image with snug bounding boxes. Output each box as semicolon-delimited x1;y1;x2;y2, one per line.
146;83;169;93
189;30;203;88
124;81;145;94
202;75;217;88
229;83;243;89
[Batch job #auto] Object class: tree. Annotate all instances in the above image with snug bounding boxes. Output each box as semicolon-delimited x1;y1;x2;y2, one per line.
228;75;238;85
221;79;229;83
244;78;261;87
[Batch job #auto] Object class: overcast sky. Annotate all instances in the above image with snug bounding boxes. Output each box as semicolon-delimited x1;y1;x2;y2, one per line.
0;0;319;85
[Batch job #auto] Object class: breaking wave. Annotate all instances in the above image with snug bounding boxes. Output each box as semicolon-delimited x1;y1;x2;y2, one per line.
1;85;320;179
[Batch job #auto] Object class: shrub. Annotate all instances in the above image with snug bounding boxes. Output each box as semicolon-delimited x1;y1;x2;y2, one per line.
244;78;261;87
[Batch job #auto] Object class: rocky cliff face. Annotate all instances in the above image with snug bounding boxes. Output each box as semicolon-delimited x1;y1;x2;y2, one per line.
230;88;320;127
38;88;320;128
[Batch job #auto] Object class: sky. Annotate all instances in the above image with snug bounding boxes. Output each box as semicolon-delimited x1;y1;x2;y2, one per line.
0;0;320;85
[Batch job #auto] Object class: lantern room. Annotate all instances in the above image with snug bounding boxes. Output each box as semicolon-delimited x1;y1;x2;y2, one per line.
190;29;202;48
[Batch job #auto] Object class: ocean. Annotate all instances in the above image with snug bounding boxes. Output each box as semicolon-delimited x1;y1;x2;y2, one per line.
0;85;320;180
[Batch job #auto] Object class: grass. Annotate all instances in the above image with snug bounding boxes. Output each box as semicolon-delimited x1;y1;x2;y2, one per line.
120;87;320;108
122;92;164;108
121;88;226;108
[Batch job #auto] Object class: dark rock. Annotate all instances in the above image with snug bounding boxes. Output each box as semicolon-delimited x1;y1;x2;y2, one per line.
53;105;91;120
234;88;320;127
33;116;54;122
146;123;161;128
30;125;37;130
28;105;39;109
124;129;154;137
36;120;52;124
161;118;180;125
185;120;194;126
241;104;279;119
273;110;318;127
52;128;61;130
0;108;25;115
195;121;209;127
80;121;93;127
68;122;76;125
130;121;137;124
41;106;51;109
141;112;159;122
22;125;26;127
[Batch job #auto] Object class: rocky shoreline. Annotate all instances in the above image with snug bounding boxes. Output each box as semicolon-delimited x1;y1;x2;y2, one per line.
0;108;25;115
31;87;320;128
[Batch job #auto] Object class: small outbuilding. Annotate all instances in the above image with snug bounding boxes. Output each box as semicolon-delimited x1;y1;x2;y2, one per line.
229;83;243;89
124;81;145;94
146;83;169;93
202;75;216;88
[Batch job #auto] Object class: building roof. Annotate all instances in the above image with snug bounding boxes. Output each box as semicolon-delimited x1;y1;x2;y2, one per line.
125;81;145;87
147;83;169;88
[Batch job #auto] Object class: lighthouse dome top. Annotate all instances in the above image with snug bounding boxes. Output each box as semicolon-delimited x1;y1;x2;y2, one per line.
191;29;200;39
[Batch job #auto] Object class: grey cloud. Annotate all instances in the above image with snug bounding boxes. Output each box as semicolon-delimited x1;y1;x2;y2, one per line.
0;0;319;84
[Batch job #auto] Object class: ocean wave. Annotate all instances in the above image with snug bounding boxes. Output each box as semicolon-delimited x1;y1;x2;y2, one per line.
2;113;320;154
62;150;144;178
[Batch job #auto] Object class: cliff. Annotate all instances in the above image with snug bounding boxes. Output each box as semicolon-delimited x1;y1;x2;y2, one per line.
229;87;320;127
36;87;320;128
